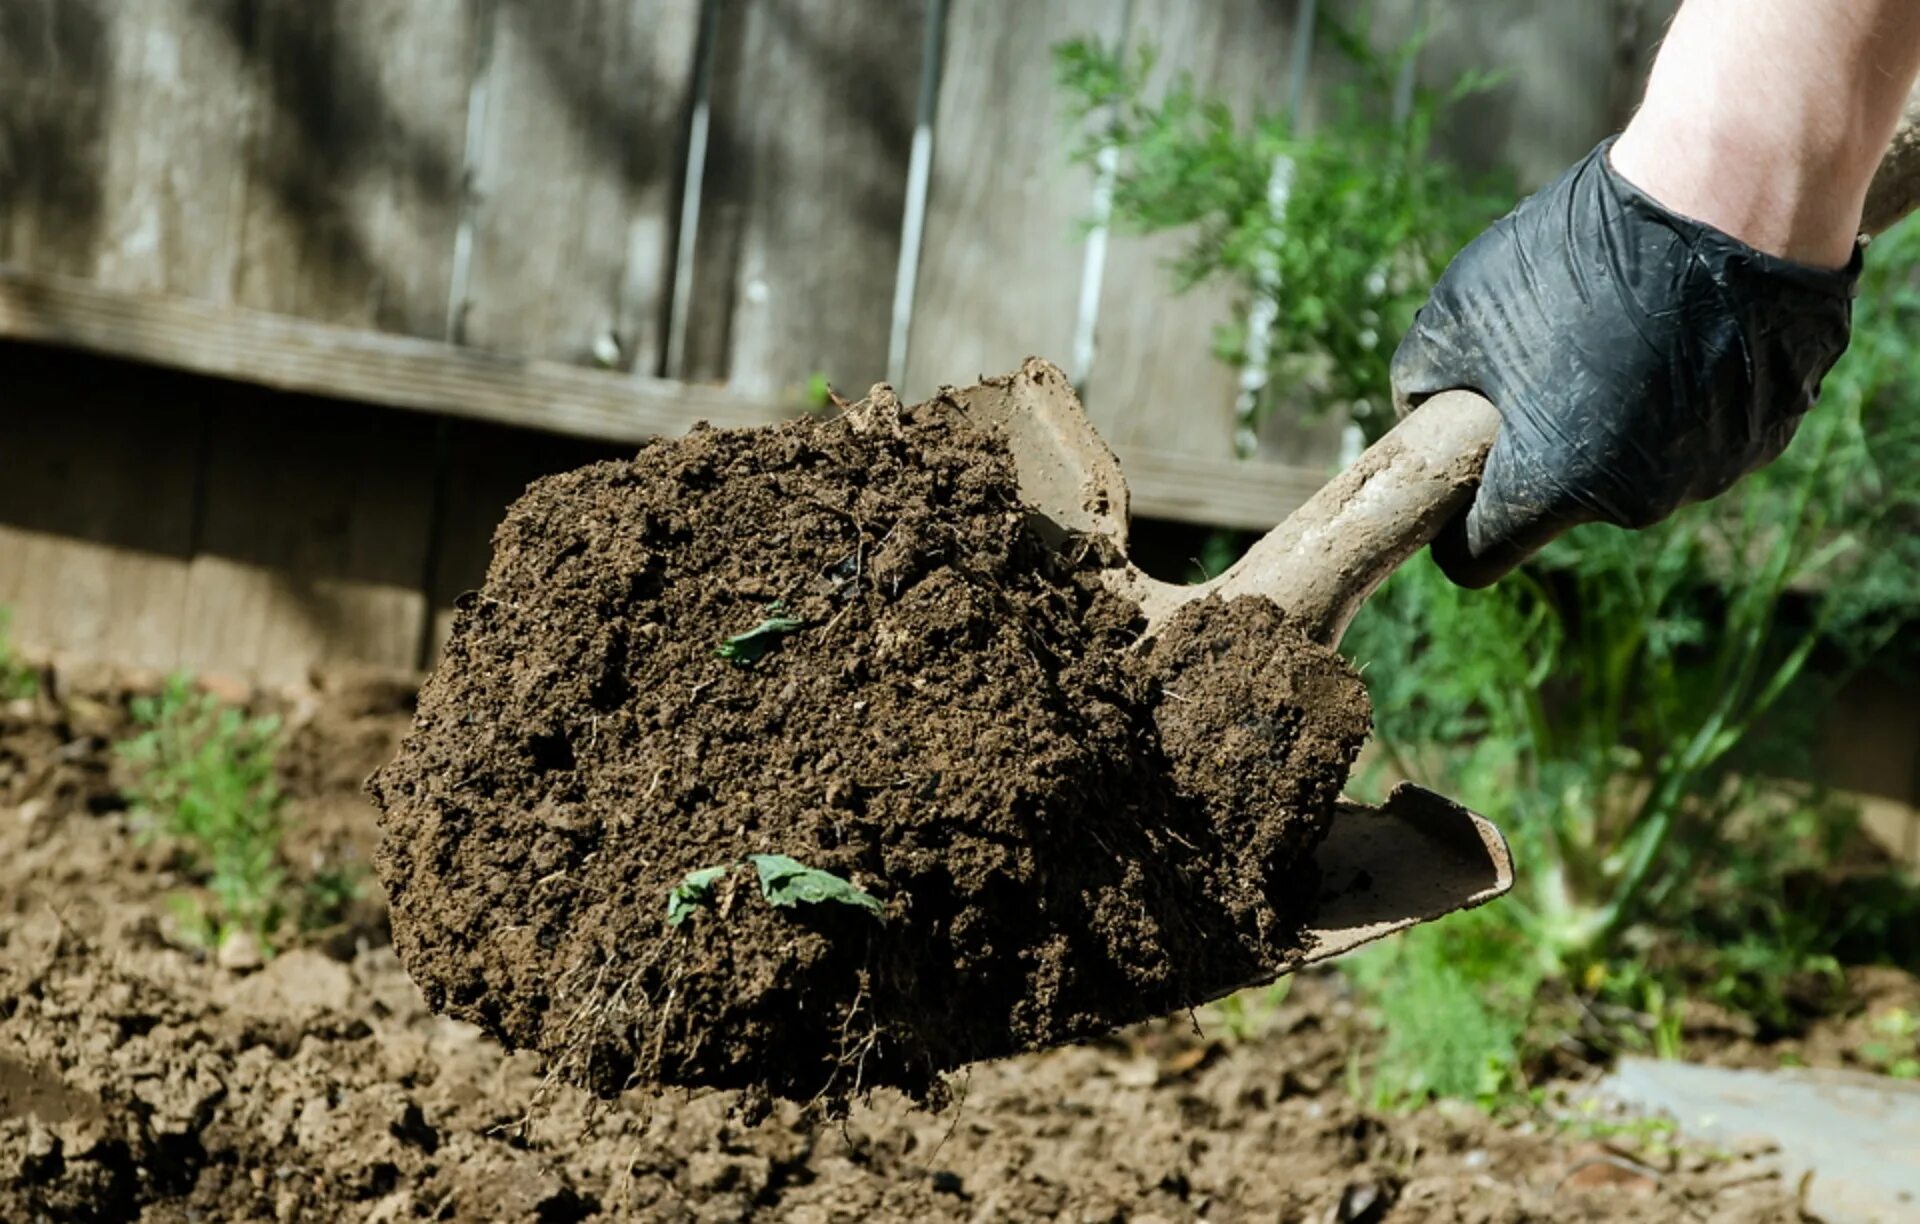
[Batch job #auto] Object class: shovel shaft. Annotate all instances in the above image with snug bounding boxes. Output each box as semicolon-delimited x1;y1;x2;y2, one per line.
1203;391;1499;645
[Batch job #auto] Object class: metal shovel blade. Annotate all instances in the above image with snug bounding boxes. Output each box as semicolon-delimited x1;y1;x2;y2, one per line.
1196;785;1513;1001
1286;784;1512;966
935;360;1515;963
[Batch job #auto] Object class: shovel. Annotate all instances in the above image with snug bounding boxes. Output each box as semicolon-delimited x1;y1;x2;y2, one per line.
946;362;1512;987
938;112;1920;986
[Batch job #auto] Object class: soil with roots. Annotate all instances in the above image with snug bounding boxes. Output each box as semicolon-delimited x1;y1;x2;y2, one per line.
0;659;1850;1221
368;388;1372;1109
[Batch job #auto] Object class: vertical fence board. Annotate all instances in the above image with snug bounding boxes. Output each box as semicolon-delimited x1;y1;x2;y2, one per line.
89;0;254;300
681;0;925;399
178;397;440;685
1410;0;1616;188
902;0;1127;400
457;0;702;369
229;0;475;337
0;346;199;671
180;0;475;683
1083;0;1335;473
0;0;112;278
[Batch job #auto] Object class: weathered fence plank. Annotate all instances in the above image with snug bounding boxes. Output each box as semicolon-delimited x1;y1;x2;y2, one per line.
682;0;926;399
0;346;200;671
1409;0;1618;187
178;396;440;685
89;0;255;301
901;0;1127;400
1083;0;1338;474
181;0;477;683
0;267;792;436
0;0;112;279
229;0;476;337
457;0;703;368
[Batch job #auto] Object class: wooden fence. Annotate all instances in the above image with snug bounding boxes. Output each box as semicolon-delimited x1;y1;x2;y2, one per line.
2;0;1915;866
0;0;1673;685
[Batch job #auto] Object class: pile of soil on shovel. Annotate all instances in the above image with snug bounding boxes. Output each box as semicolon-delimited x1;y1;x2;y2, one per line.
368;384;1371;1109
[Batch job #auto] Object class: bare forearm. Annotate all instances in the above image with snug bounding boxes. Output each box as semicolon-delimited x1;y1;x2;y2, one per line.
1612;0;1920;266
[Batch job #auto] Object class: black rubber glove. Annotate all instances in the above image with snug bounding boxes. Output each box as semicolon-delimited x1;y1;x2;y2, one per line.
1391;136;1860;588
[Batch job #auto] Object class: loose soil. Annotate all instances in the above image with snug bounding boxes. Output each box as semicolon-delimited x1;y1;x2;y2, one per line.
368;395;1369;1106
2;666;1900;1220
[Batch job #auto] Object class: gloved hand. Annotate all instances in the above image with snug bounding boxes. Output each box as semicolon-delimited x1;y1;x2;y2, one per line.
1390;137;1860;588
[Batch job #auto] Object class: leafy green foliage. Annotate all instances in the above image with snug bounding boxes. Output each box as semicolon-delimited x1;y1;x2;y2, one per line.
1056;10;1920;1106
714;604;807;667
117;676;352;955
1336;216;1920;1096
1861;1007;1920;1079
666;865;729;927
1345;906;1543;1108
1055;14;1508;435
749;854;884;918
666;856;885;930
803;371;835;411
0;608;37;701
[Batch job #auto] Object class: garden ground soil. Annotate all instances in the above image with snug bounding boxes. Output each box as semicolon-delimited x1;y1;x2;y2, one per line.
0;669;1885;1220
367;398;1368;1106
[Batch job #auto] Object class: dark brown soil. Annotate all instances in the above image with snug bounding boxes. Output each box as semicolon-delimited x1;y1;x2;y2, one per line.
0;668;1842;1221
369;394;1370;1106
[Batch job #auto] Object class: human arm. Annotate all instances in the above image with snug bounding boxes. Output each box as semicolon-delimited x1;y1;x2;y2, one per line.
1392;0;1920;588
1613;0;1920;266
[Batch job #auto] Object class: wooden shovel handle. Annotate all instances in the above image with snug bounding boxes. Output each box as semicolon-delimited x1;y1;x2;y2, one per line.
1204;391;1497;645
1209;100;1920;646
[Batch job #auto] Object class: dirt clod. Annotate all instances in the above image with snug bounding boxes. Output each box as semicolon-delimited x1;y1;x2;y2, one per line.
369;396;1369;1104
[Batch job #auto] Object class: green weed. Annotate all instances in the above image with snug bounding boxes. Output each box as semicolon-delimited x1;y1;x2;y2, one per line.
714;604;807;667
117;676;353;956
803;371;835;411
1203;980;1292;1043
666;865;729;927
0;609;38;701
750;854;883;918
1344;906;1542;1109
1055;13;1507;437
664;855;884;929
1861;1007;1920;1079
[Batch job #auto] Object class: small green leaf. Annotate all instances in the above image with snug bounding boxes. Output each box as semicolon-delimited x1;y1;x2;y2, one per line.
803;371;833;410
748;853;884;919
666;865;730;927
713;605;807;667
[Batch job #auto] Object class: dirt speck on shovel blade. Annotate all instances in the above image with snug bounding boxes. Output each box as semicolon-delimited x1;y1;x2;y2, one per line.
368;393;1370;1105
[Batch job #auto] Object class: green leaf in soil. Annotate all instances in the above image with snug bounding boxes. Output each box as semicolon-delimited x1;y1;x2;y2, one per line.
748;854;884;919
666;865;730;927
713;607;807;667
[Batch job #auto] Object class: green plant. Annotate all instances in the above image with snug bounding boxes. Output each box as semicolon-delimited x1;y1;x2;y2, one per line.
1203;979;1291;1043
1345;904;1542;1108
665;856;884;929
1861;1007;1920;1079
1055;12;1507;437
804;371;835;411
714;605;807;667
117;676;352;954
0;608;37;701
750;854;884;918
667;865;729;927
